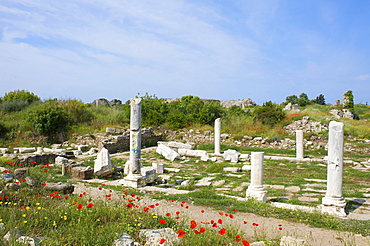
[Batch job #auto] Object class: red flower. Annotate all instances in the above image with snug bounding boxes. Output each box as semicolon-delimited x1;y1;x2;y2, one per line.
77;204;83;209
176;211;180;215
243;221;248;224
159;219;166;224
219;212;224;216
20;206;25;209
143;207;149;213
190;220;197;229
199;228;206;233
252;223;259;226
201;210;205;213
155;203;159;206
88;182;92;184
279;228;283;230
43;170;48;172
233;209;238;212
126;203;133;209
98;187;102;190
177;230;186;237
229;214;235;219
22;179;26;182
149;205;155;208
106;194;112;198
42;184;47;187
166;213;171;216
235;235;241;242
171;199;175;202
87;203;94;208
194;230;200;234
3;170;9;173
181;201;186;204
176;217;180;219
242;240;250;246
212;223;218;228
102;183;106;185
218;219;223;224
72;202;77;205
218;228;226;235
36;194;41;198
159;238;166;244
65;196;69;200
55;195;60;198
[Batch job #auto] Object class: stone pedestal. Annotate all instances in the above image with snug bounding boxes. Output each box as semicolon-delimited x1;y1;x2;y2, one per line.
122;98;145;188
296;130;304;159
321;121;346;217
214;118;221;155
246;152;267;202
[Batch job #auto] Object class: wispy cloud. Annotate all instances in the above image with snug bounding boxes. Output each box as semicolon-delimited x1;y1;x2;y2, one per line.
352;74;370;81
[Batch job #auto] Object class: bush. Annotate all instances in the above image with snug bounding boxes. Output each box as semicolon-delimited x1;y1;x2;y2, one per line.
253;101;285;127
0;100;31;112
28;101;69;138
2;90;40;104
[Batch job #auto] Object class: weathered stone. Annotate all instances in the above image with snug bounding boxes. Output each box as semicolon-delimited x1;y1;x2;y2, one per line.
220;98;257;109
141;167;157;183
158;141;195;150
71;166;94;180
195;177;215;186
212;180;226;186
112;238;134;246
43;182;74;194
0;148;9;154
242;165;251;171
298;196;319;202
3;229;24;243
280;236;306;246
156;144;180;161
214;118;221;155
5;182;20;190
17;236;43;246
223;167;240;173
139;228;179;246
223;149;240;163
14;168;29;178
24;176;38;186
94;148;115;177
285;186;301;193
0;223;4;230
152;163;164;174
55;156;69;166
14;147;36;154
296;130;304;159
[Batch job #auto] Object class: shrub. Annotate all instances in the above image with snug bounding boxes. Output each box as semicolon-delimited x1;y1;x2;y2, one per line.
253;101;285;127
2;90;40;104
0;100;31;112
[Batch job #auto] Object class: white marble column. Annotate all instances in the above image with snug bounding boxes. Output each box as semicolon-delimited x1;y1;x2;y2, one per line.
321;121;346;217
296;130;304;159
246;152;267;202
214;118;221;155
121;98;145;188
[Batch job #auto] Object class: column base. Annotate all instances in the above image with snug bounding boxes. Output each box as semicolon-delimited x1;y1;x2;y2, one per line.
246;187;267;202
320;196;346;217
120;174;146;188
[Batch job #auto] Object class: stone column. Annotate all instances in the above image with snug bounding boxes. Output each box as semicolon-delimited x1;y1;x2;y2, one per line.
246;152;267;202
121;98;145;188
214;118;221;155
296;130;304;159
321;121;346;217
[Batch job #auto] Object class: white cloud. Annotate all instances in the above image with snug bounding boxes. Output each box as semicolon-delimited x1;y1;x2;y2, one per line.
352;74;370;81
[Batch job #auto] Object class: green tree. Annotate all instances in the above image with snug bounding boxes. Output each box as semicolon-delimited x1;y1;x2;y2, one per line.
311;94;326;105
140;93;168;126
253;101;285;126
297;93;310;107
285;95;298;105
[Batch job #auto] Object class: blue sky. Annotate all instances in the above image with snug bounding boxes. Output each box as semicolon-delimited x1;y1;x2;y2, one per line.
0;0;369;105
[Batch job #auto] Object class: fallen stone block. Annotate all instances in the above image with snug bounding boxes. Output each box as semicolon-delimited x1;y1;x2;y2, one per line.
141;167;157;183
43;182;74;194
156;144;180;161
71;166;94;180
223;149;241;163
223;167;241;173
152;163;164;174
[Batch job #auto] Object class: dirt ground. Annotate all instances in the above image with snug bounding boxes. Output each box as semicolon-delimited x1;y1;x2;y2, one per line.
73;182;370;246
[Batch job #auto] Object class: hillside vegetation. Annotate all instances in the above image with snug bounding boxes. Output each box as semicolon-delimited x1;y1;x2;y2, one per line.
0;90;369;147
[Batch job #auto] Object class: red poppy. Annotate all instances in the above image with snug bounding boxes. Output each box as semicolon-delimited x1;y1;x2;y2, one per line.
43;170;48;172
159;219;166;224
243;221;248;224
126;203;133;209
176;217;180;219
166;213;171;216
252;223;259;226
88;182;92;184
210;220;214;224
176;211;180;215
87;203;94;208
36;194;41;197
20;206;25;209
22;179;26;182
235;235;241;242
242;240;250;246
279;228;283;230
219;212;224;216
199;228;206;233
143;207;149;213
106;194;112;198
181;201;186;204
180;204;184;207
88;199;92;202
42;184;47;187
72;202;77;205
230;214;235;219
159;238;166;244
190;220;197;229
218;219;223;224
149;205;155;208
55;195;60;198
155;203;159;206
102;183;106;185
218;228;226;235
79;194;83;197
201;210;205;213
212;223;218;228
194;230;200;234
65;196;69;200
177;230;186;237
233;209;238;212
171;199;175;202
98;187;102;190
3;170;9;173
77;204;83;209
4;196;9;199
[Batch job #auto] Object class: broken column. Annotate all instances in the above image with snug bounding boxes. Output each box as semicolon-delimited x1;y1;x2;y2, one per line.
94;148;115;177
214;118;221;155
321;121;346;217
296;130;304;159
121;98;145;188
246;152;267;202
